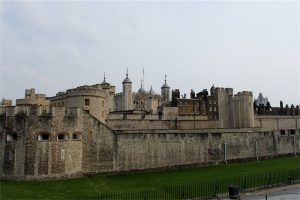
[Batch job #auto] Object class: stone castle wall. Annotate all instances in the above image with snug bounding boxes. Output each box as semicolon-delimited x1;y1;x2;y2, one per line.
113;128;300;172
1;105;300;180
106;119;221;131
0;107;114;180
255;116;300;131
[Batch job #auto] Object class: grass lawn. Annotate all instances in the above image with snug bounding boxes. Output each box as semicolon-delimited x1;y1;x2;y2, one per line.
1;156;300;199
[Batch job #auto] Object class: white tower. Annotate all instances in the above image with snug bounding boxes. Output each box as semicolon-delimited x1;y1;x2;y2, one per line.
122;69;132;110
161;75;170;106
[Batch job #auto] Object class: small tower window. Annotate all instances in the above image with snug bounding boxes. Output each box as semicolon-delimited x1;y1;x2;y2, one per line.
72;133;82;140
38;133;50;141
57;133;68;141
85;99;90;106
6;133;17;141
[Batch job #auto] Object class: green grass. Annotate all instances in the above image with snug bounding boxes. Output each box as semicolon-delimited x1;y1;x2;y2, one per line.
1;156;300;199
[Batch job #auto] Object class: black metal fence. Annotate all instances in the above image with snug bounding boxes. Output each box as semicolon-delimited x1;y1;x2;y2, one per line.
71;168;300;200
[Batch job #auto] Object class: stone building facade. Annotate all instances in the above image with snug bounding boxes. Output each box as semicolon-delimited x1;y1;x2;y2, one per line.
1;74;300;180
16;88;50;108
50;82;115;123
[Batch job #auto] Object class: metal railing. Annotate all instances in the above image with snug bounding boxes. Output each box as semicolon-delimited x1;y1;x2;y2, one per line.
70;168;300;200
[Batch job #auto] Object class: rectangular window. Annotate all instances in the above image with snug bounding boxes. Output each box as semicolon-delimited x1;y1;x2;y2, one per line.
73;133;82;140
280;130;285;135
6;133;17;141
38;133;49;141
85;99;90;106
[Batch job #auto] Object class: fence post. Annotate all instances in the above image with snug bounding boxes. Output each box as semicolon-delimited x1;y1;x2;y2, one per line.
224;143;227;165
293;135;296;156
255;141;259;161
181;186;185;199
265;194;268;200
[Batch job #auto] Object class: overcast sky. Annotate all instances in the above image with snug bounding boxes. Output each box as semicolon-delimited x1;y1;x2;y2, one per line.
0;1;299;106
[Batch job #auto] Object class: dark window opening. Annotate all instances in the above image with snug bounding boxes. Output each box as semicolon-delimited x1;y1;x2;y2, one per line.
57;134;68;141
58;134;64;140
280;130;285;135
72;133;82;140
85;99;90;106
6;133;17;141
38;133;49;141
290;130;296;135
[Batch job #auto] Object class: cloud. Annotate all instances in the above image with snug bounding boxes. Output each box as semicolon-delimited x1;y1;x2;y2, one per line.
0;1;299;105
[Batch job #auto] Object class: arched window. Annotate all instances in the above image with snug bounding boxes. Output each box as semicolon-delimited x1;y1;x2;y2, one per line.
6;133;17;141
72;132;82;140
57;133;68;141
38;133;50;141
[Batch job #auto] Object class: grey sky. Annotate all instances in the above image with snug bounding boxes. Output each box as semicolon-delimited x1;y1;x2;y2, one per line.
1;1;299;106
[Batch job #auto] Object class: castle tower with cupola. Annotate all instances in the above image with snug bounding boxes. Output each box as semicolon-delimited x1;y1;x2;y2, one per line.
122;69;132;110
161;75;170;106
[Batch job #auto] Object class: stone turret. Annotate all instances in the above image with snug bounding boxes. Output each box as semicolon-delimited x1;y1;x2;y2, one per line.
101;73;115;115
122;69;132;110
215;87;233;128
161;75;170;106
229;91;254;128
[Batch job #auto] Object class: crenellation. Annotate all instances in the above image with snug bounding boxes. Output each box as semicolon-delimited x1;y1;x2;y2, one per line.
1;74;299;180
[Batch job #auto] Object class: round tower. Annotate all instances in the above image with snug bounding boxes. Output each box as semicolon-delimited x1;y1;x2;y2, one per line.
122;69;132;110
161;75;170;106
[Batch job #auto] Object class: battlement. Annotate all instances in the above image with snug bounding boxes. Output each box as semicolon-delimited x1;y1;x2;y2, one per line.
0;98;12;106
25;88;35;96
1;105;81;118
230;91;253;101
56;87;106;98
235;91;253;96
215;87;233;96
56;91;66;96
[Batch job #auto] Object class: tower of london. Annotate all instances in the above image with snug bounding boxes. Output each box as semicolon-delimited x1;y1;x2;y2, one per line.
0;71;299;180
